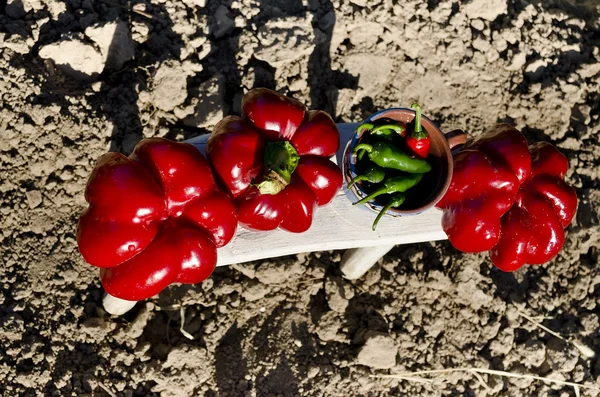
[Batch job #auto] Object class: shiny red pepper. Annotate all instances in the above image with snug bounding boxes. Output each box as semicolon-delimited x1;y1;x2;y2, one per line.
436;124;577;272
76;138;238;300
405;103;430;159
207;88;343;232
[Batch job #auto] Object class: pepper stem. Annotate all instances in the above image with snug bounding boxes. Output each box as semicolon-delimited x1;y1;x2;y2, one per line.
358;123;374;133
371;124;406;137
353;185;390;205
347;175;367;188
410;103;427;139
257;141;300;195
353;143;373;161
372;194;406;231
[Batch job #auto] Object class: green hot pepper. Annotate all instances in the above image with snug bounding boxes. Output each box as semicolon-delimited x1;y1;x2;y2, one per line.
353;141;431;174
359;123;406;140
353;173;424;205
371;193;406;231
347;165;385;188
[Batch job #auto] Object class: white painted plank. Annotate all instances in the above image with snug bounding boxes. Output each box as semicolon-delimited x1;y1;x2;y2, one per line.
186;123;447;267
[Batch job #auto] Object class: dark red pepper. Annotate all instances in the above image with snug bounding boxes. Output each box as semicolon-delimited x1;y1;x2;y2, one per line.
207;88;343;232
77;138;238;300
405;103;430;159
436;124;578;272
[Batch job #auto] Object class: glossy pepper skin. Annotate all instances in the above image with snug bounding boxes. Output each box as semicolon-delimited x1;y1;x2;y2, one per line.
353;141;431;173
207;88;343;233
77;138;238;300
405;103;430;159
436;124;577;272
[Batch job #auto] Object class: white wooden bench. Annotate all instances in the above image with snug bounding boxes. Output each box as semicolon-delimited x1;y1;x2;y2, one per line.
103;123;447;315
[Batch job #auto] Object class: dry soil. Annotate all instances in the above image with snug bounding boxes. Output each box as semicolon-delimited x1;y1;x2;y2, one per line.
2;0;600;396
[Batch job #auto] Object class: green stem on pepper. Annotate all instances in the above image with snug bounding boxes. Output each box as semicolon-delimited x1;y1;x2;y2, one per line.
257;141;300;195
372;124;406;137
406;103;430;159
372;193;406;231
353;174;423;205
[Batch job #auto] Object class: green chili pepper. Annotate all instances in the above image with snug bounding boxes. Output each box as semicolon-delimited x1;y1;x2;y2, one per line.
347;165;385;188
371;123;406;138
353;141;431;173
353;173;423;205
372;193;406;231
357;123;406;142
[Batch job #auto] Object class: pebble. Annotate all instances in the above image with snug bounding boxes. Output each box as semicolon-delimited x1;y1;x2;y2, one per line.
25;190;42;209
356;333;397;369
464;0;508;22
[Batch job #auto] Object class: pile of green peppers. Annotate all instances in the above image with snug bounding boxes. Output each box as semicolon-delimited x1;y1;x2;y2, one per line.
350;115;432;231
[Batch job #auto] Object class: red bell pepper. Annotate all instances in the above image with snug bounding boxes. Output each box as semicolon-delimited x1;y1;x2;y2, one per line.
436;124;577;272
76;138;238;300
206;88;343;232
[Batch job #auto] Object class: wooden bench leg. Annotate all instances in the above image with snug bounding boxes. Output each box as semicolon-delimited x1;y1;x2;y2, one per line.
103;293;137;315
340;244;395;280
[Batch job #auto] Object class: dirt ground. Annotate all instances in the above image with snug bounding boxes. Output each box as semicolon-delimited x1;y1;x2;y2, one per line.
2;0;600;395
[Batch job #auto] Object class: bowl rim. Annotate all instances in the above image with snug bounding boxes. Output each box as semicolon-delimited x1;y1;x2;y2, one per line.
343;107;453;217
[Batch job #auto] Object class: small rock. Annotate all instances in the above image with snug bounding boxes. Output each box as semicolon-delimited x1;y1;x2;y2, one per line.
325;276;354;313
39;37;104;79
518;340;546;368
81;317;107;340
182;75;224;129
525;59;548;81
348;22;384;48
456;279;492;310
307;367;320;378
230;263;256;279
132;21;150;43
212;5;235;39
471;19;485;30
289;79;307;92
182;0;206;7
316;311;346;342
463;0;507;22
578;63;600;79
356;333;397;369
22;0;45;12
85;21;135;71
242;281;270;302
505;52;527;71
489;327;514;355
472;37;491;53
254;17;315;67
26;190;42;209
151;62;191;112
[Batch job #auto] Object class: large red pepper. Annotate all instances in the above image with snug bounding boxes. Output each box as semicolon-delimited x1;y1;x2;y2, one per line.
206;88;343;232
76;138;237;300
436;124;577;272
